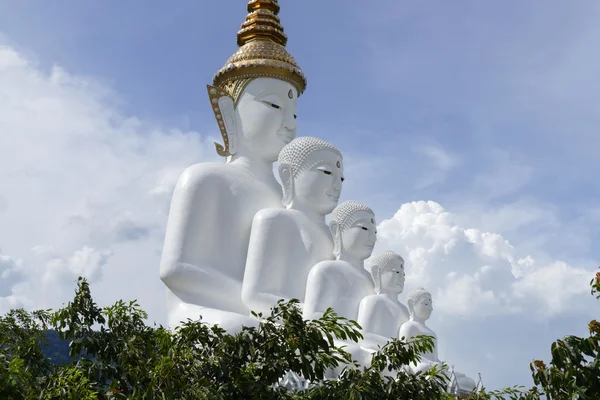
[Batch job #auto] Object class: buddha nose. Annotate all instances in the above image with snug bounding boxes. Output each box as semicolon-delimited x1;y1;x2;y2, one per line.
369;229;377;242
333;175;343;191
283;108;296;131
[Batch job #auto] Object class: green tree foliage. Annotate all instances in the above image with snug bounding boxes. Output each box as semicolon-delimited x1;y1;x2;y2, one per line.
524;269;600;400
0;276;561;399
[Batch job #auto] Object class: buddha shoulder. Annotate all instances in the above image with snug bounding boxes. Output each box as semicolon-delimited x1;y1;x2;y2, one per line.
252;208;298;225
308;260;345;282
361;293;385;304
399;320;424;337
175;162;246;192
311;259;345;275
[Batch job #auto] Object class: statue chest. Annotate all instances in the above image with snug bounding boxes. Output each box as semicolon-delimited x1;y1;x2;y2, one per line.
298;224;333;262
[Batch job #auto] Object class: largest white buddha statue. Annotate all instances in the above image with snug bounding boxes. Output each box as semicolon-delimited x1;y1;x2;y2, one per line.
159;0;307;332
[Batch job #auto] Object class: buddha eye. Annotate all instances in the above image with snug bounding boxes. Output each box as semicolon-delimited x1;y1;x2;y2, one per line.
262;101;281;110
322;170;332;175
361;227;368;231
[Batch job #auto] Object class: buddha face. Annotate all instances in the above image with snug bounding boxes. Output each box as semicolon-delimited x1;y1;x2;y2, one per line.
293;149;344;215
340;210;377;260
235;78;298;162
413;294;433;321
379;260;405;294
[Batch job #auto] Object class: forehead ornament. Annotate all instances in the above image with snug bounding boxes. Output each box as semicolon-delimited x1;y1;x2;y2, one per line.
336;160;341;168
288;89;293;99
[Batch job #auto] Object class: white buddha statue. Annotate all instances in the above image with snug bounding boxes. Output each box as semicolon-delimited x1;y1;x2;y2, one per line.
399;288;476;391
159;0;308;333
357;251;409;352
303;200;378;370
303;200;377;320
241;137;344;316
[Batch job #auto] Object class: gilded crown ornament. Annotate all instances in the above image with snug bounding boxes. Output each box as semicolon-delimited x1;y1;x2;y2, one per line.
208;0;307;157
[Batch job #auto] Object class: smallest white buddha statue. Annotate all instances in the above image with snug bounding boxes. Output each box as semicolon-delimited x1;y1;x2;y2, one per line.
399;288;475;391
357;251;409;352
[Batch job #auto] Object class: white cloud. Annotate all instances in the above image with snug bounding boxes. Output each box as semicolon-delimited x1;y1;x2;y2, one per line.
414;144;459;171
512;261;592;316
375;200;594;318
0;252;25;299
471;149;535;200
410;143;460;190
34;245;112;286
0;44;218;318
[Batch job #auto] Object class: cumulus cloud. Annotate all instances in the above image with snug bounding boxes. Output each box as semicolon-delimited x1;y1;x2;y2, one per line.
0;252;25;300
32;245;112;285
375;200;594;318
0;44;218;317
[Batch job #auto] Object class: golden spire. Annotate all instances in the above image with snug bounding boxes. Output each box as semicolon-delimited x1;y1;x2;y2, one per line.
212;0;307;98
238;0;287;47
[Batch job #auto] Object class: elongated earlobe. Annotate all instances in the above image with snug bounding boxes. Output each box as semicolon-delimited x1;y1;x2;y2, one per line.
219;96;238;156
331;221;342;259
207;85;238;158
372;266;381;294
407;298;415;317
278;164;294;207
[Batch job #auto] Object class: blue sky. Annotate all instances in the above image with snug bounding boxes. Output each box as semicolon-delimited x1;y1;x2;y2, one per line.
1;0;599;391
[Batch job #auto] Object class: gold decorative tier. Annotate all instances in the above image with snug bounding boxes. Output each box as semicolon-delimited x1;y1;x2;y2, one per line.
212;0;306;96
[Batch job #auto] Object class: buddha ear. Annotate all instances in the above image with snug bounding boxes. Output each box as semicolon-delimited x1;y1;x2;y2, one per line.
407;298;415;316
330;221;342;259
371;265;381;294
278;163;294;207
218;95;238;155
207;85;238;158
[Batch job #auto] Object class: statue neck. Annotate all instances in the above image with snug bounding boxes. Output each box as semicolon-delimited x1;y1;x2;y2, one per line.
376;291;400;303
229;152;278;188
288;201;326;225
336;252;365;270
410;315;428;326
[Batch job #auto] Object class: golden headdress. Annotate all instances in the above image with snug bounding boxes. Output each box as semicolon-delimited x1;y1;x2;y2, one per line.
207;0;307;157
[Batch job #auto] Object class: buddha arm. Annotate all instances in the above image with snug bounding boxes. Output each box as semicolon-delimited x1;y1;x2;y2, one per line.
159;167;243;307
303;262;336;320
241;209;294;316
357;297;390;349
398;322;419;342
399;323;438;364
